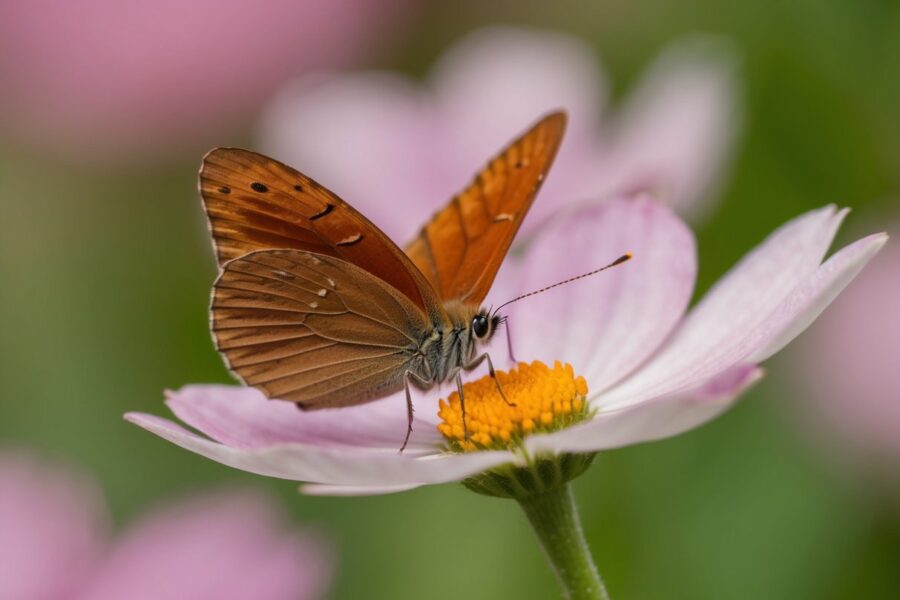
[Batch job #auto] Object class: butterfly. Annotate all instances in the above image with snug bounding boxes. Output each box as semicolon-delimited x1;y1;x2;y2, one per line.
200;111;567;450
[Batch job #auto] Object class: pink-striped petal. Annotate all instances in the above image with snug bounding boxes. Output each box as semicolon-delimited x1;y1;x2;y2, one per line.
503;196;696;393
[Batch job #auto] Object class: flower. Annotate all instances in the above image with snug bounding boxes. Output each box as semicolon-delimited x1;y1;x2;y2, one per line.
792;219;900;477
0;450;334;600
126;198;885;496
0;0;406;163
258;26;738;243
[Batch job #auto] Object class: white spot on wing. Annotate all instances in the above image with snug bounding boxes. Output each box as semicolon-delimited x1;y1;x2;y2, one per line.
336;233;362;245
317;288;327;297
309;301;319;309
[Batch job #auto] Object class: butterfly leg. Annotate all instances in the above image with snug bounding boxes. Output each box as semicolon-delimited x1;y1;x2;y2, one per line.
504;317;518;363
400;370;432;454
455;372;469;441
465;353;516;407
483;352;515;408
401;376;415;454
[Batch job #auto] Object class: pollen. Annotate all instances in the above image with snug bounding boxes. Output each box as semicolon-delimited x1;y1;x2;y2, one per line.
437;361;591;452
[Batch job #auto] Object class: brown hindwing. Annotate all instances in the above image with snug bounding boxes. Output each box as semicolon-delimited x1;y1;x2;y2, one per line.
212;249;431;408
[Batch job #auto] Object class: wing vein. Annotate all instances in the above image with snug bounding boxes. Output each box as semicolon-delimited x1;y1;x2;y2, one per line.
250;349;406;386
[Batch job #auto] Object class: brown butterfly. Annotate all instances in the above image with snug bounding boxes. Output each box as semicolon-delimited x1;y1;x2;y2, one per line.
201;111;567;449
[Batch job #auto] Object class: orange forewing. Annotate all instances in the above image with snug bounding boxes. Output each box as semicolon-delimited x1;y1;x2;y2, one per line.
200;148;442;316
405;111;567;305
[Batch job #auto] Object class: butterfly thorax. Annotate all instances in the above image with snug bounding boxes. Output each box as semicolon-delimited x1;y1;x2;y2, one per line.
414;300;492;384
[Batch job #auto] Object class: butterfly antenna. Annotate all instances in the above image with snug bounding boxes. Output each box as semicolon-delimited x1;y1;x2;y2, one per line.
492;253;632;316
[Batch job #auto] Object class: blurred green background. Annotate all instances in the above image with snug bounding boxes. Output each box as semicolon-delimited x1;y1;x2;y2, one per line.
2;1;899;598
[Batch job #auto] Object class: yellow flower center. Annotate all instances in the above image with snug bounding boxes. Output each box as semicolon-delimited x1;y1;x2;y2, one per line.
437;360;590;452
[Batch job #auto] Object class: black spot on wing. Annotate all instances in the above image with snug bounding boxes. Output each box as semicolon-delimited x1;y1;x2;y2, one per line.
310;203;335;221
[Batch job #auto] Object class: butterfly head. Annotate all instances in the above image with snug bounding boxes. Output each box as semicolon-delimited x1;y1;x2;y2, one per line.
472;310;502;341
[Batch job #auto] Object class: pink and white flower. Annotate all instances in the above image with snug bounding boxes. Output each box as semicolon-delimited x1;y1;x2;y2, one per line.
127;198;885;496
0;451;334;600
258;26;739;241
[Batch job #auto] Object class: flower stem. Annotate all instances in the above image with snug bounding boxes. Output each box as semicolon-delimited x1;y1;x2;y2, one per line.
516;483;609;600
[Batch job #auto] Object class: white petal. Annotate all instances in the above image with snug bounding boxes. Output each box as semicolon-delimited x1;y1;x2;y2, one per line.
125;413;517;488
750;233;888;361
300;483;423;497
602;206;846;406
524;364;762;455
503;196;696;393
165;385;444;454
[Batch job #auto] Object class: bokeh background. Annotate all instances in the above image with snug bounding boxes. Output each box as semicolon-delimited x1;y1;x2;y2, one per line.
2;1;899;598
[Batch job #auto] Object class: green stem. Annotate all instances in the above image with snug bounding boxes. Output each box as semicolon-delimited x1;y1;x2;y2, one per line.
517;483;609;600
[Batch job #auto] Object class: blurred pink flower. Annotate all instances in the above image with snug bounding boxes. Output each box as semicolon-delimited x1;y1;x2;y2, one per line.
258;26;739;242
127;199;884;496
0;0;407;163
794;221;899;475
0;451;333;600
0;453;106;600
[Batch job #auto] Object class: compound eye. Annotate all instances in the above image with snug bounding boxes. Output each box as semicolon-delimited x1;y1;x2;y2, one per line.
472;314;490;339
